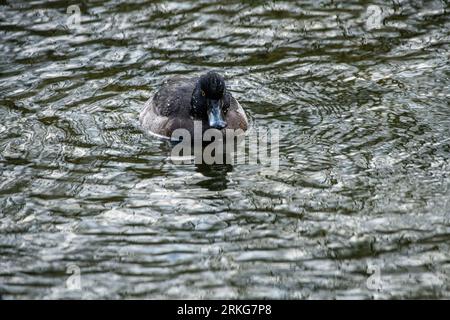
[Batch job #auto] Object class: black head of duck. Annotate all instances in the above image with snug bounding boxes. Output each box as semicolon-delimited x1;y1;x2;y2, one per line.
139;71;248;140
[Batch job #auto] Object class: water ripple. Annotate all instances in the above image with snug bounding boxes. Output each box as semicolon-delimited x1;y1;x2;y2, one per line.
0;0;449;299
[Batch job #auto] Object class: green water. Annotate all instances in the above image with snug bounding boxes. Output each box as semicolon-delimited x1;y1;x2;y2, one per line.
0;0;449;299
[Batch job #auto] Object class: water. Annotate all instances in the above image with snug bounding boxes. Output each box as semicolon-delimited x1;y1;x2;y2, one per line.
0;0;449;299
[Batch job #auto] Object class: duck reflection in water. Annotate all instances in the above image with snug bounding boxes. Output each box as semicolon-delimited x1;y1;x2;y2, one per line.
195;162;233;191
168;139;237;191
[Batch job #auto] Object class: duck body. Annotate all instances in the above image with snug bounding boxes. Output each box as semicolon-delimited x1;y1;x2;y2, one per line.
139;72;248;139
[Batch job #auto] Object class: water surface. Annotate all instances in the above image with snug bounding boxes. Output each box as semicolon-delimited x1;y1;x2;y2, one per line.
0;0;449;299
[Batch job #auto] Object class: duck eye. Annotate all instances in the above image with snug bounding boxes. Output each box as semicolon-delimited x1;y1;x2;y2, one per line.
201;90;205;97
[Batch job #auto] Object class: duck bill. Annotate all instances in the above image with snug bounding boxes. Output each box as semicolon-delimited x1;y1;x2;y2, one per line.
207;99;227;129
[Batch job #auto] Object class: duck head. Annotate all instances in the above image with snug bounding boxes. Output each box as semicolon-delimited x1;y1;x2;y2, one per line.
191;71;230;130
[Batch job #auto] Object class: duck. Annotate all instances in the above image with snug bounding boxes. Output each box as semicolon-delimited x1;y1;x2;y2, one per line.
139;71;248;140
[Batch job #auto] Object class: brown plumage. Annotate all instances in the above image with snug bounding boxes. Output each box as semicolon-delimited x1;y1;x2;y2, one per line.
140;72;248;139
